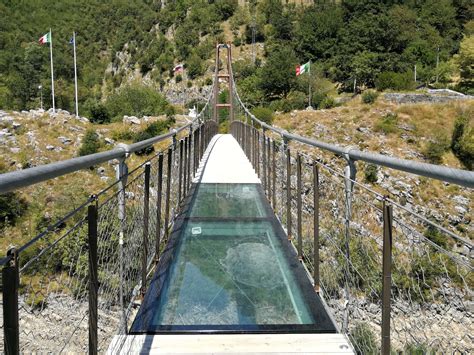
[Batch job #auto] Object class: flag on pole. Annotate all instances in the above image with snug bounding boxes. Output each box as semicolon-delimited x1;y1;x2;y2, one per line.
173;64;184;73
296;61;310;76
38;32;51;45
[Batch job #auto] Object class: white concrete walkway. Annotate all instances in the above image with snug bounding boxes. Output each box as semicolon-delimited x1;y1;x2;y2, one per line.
193;134;260;184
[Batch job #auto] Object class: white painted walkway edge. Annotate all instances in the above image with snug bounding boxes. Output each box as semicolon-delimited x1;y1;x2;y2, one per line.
107;333;353;354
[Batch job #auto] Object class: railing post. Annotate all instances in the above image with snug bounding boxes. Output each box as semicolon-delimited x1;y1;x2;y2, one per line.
342;154;356;332
155;154;163;263
178;140;183;203
382;199;393;355
183;137;188;197
262;130;267;192
88;200;98;355
164;147;173;241
286;144;292;240
3;248;19;355
296;153;303;259
313;162;320;292
267;137;271;198
272;140;276;209
141;163;150;296
187;132;191;192
116;157;128;333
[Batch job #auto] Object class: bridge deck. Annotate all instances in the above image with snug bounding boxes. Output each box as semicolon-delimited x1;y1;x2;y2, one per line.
194;134;260;184
108;134;353;354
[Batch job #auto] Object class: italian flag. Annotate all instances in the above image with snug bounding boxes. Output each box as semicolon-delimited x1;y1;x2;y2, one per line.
296;61;310;76
38;32;51;45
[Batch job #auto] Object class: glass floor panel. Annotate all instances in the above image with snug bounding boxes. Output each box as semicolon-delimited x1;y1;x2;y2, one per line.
131;183;336;333
190;183;266;218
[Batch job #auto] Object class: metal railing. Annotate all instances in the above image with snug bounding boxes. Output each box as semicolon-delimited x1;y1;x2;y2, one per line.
231;84;474;189
0;86;219;354
230;119;473;354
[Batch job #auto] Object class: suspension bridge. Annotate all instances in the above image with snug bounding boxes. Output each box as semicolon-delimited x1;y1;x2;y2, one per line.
0;44;472;354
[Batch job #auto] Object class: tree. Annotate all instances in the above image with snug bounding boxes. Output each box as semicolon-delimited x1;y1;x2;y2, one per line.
258;45;297;99
455;32;474;93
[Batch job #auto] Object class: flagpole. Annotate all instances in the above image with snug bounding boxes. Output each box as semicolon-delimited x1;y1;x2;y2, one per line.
73;31;79;117
49;28;55;113
308;60;312;109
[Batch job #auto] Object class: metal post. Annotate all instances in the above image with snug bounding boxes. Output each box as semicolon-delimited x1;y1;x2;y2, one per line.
267;137;271;197
382;199;393;355
272;141;276;209
88;201;98;355
155;154;163;262
296;153;303;259
117;158;128;333
141;163;150;296
256;131;260;177
262;131;267;192
313;162;320;292
164;147;172;241
187;133;191;192
178;140;183;203
342;157;356;332
183;137;188;197
3;248;19;355
286;146;292;240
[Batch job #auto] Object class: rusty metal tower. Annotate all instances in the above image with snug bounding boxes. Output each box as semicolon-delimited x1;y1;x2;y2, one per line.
213;43;234;123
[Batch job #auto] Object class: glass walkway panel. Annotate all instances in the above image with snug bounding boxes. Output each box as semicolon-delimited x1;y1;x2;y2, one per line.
132;181;336;333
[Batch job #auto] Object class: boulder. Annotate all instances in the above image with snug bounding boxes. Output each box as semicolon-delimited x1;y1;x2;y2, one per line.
123;115;140;125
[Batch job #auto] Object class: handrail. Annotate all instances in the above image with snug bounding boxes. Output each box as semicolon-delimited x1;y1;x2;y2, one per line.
231;85;474;189
0;123;192;194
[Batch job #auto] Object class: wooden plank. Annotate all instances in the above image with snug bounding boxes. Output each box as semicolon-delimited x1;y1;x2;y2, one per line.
107;333;354;354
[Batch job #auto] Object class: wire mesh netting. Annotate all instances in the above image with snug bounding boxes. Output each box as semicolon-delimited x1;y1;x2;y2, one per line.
230;120;473;354
0;120;215;352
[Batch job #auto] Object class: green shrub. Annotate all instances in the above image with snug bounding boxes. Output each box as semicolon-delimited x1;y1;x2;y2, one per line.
105;84;173;121
287;91;307;110
374;113;399;134
319;96;336;109
423;135;449;164
88;102;111;124
403;343;429;354
251;107;273;125
134;119;172;155
424;225;448;250
269;99;293;113
361;90;378;104
233;36;242;47
186;54;205;80
186;80;192;88
364;164;378;183
375;71;415;91
204;77;213;86
175;74;182;83
78;129;101;156
350;322;378;355
451;113;473;170
0;192;27;227
112;128;135;141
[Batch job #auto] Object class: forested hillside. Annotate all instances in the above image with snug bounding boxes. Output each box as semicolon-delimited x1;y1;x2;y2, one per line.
0;0;472;114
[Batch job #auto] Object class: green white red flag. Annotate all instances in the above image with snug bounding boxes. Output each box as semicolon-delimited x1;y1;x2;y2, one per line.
296;61;310;76
39;32;51;44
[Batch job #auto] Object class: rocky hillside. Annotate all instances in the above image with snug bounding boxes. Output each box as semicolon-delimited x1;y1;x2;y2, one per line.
0;108;190;250
272;97;473;243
